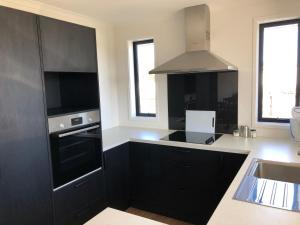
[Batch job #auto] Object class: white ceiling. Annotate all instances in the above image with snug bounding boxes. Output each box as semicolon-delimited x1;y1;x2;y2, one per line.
37;0;207;24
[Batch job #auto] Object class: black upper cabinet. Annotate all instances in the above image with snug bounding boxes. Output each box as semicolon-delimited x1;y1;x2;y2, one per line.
0;6;53;225
38;16;98;73
104;143;130;210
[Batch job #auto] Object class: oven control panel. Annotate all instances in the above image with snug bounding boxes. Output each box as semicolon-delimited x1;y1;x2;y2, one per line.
71;117;83;126
48;110;100;133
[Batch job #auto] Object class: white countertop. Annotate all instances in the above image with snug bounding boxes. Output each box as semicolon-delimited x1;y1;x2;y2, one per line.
85;207;166;225
207;137;300;225
102;126;300;225
102;126;251;154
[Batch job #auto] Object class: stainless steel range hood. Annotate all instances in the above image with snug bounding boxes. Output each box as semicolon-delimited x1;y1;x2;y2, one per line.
149;5;237;74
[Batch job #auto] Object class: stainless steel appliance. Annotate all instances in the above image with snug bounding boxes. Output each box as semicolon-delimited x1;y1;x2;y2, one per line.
48;110;102;190
150;5;237;74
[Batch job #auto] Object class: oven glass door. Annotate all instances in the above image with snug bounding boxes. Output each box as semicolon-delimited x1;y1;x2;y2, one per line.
50;124;102;189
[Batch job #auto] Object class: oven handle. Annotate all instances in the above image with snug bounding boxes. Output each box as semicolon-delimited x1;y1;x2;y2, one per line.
73;133;102;139
58;125;100;138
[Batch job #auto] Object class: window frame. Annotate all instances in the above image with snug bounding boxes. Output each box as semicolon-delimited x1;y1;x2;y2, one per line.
132;39;156;117
258;19;300;123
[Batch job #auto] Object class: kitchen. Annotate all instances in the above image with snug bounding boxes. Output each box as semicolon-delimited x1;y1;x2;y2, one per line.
0;0;300;225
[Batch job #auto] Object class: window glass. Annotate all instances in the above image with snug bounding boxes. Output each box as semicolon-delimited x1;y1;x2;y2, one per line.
258;20;299;122
133;40;156;116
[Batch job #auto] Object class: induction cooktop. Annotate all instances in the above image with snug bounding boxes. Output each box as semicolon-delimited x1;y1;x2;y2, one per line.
161;131;223;145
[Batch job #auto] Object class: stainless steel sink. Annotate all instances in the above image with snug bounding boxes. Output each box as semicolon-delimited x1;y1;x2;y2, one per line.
252;160;300;184
234;158;300;212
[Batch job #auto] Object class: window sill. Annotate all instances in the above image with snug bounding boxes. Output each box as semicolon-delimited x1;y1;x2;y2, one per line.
255;121;290;129
130;115;159;122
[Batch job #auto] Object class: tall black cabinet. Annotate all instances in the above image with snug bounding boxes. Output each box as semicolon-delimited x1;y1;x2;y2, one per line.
0;7;53;225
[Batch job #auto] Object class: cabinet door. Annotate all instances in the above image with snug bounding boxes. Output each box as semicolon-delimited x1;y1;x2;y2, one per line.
159;145;194;215
54;170;106;225
39;16;98;72
104;143;130;210
129;143;247;225
0;6;53;225
184;149;221;225
129;142;165;212
161;146;221;225
218;152;247;199
130;142;152;208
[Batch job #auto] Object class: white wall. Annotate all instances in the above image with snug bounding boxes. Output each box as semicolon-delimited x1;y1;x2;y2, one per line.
96;24;119;129
115;12;185;129
0;0;119;129
115;0;300;138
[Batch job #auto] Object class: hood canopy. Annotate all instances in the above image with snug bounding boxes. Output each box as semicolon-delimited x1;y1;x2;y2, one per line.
149;5;237;75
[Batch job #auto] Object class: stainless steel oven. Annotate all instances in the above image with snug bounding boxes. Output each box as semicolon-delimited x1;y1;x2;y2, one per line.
48;110;102;190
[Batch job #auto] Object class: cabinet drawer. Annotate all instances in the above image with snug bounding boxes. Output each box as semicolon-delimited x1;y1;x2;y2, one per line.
54;169;105;224
55;199;106;225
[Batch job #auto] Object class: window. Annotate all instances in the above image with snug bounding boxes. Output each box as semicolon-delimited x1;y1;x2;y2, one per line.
132;39;156;117
258;19;300;123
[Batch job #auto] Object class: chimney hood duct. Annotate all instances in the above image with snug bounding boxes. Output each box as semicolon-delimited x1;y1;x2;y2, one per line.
149;5;237;74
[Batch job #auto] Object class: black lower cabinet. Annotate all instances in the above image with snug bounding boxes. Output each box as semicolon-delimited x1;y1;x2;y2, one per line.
51;141;246;225
53;170;106;225
218;151;247;199
129;143;165;213
129;142;247;225
104;143;130;210
163;147;221;225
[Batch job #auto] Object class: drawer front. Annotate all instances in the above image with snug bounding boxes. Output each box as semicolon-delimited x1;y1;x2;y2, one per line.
54;169;106;224
55;199;106;225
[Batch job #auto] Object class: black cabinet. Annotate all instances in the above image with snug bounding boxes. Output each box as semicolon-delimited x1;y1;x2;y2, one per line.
104;143;130;210
39;16;98;72
129;142;247;225
162;147;221;224
130;143;165;212
218;151;247;199
130;143;221;224
0;6;53;225
53;170;106;225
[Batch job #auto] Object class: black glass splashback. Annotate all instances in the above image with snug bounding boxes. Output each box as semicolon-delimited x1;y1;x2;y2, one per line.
167;72;238;134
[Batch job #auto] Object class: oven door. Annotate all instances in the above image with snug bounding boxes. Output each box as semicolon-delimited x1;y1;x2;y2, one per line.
50;124;102;189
